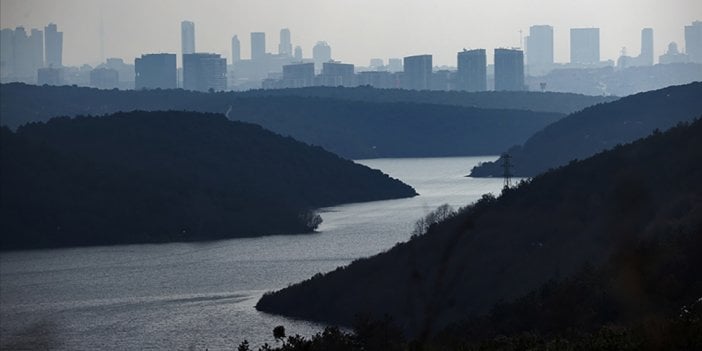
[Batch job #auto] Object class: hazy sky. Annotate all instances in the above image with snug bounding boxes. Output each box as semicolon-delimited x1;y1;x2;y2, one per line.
1;0;701;67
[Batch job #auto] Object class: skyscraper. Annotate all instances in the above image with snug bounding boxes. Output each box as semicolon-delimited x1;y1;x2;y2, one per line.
294;46;303;61
11;27;34;81
403;54;432;90
183;53;227;92
181;21;195;55
640;28;654;66
494;48;524;91
0;29;14;79
30;29;44;72
135;53;177;90
526;25;554;73
570;28;600;65
251;32;266;61
231;35;241;63
457;49;487;92
279;28;292;56
685;21;702;63
44;23;63;68
313;41;332;71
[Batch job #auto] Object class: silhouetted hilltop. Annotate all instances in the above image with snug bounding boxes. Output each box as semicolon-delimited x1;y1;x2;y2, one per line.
1;84;597;158
471;82;702;177
235;86;616;114
0;111;416;250
256;118;702;338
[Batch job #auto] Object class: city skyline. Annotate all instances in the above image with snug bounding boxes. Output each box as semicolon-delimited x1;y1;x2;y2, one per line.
1;0;700;67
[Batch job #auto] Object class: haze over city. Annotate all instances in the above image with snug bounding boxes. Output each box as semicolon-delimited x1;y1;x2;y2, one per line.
1;0;701;66
2;1;702;350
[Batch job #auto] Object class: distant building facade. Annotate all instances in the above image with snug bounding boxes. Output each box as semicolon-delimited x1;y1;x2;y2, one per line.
387;58;403;72
279;28;292;56
494;48;525;91
282;62;315;88
251;32;266;61
320;62;355;86
231;35;241;63
526;25;554;76
181;21;195;55
659;42;689;64
135;54;177;90
457;49;487;92
403;54;432;90
570;28;600;65
183;53;227;92
685;21;702;63
37;67;64;85
44;23;63;68
313;41;332;71
90;67;119;89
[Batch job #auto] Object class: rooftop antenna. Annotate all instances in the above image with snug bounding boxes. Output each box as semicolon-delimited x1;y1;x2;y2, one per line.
502;153;513;191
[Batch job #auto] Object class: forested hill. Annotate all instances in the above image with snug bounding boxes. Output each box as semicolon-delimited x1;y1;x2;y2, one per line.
234;86;617;114
256;118;702;338
0;111;416;250
3;84;582;159
471;81;702;177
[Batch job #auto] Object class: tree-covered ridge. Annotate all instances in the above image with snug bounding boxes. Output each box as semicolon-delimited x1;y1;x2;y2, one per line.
1;83;588;159
234;85;617;114
471;81;702;177
0;111;416;250
256;118;702;340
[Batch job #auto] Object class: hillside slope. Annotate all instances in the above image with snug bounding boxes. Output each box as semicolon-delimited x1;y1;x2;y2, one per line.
0;111;416;250
257;118;702;337
471;82;702;177
0;84;597;159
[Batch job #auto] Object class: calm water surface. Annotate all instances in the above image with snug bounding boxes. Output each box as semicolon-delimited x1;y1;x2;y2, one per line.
0;156;503;350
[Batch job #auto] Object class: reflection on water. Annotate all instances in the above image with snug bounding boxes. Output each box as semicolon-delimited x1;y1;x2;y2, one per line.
0;156;503;350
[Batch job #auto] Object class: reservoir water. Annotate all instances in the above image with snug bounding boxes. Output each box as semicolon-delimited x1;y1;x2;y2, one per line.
0;156;504;350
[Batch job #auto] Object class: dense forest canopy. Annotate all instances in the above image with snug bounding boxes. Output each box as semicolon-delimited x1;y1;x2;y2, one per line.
471;81;702;177
0;83;607;159
0;111;416;250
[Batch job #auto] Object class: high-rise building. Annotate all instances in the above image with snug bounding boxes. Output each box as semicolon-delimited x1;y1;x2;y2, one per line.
231;35;241;63
494;48;524;91
640;28;654;66
294;46;303;61
181;21;195;55
456;49;487;92
0;28;14;79
526;25;553;74
282;62;314;88
403;54;432;90
135;53;177;90
12;27;34;81
313;41;332;71
685;21;702;63
251;32;266;61
279;28;292;56
183;53;227;92
44;23;63;68
570;28;600;65
30;29;44;72
320;62;355;86
90;67;119;89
